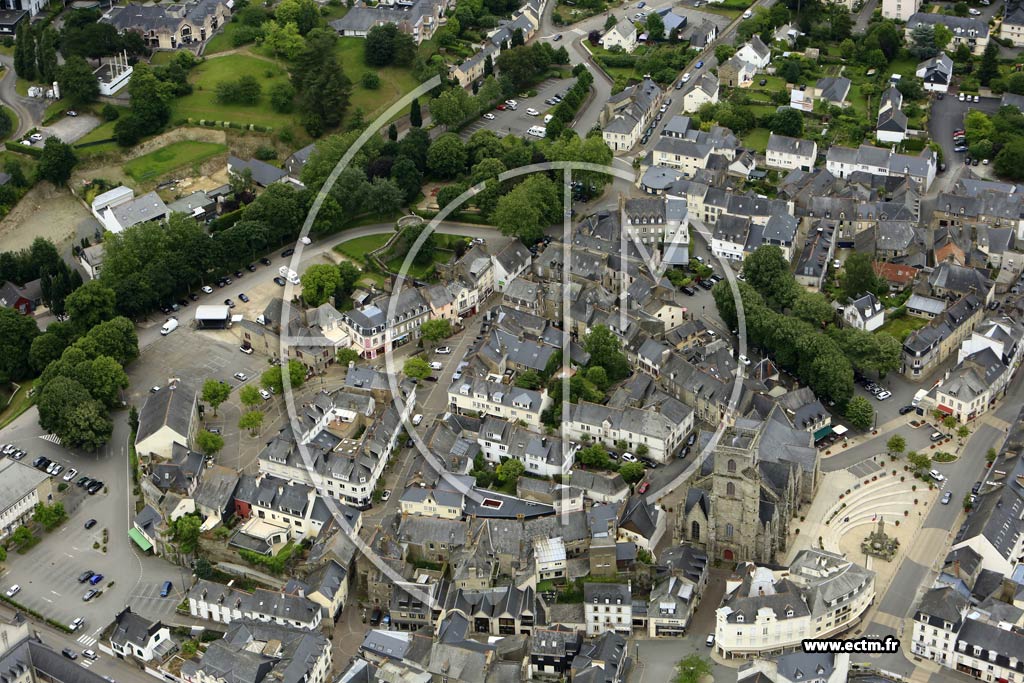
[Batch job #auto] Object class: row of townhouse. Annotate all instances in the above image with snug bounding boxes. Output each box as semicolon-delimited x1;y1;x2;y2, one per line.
902;293;984;381
477;415;573;477
449;0;546;86
187;579;323;630
826;143;937;192
710;212;800;262
602;77;665;152
448;377;552;429
714;549;876;659
565;399;694;464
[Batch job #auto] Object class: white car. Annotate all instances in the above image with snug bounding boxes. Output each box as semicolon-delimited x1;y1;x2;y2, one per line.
543;114;553;124
621;452;638;463
742;9;753;17
29;133;42;141
69;617;85;631
681;73;692;83
930;469;946;482
526;108;540;116
504;99;518;108
5;585;19;598
483;113;495;120
968;7;981;14
958;92;966;101
412;414;424;426
234;372;248;381
738;355;751;366
429;361;443;370
435;346;452;354
875;390;892;401
259;389;272;400
381;489;391;502
201;285;214;294
63;468;78;482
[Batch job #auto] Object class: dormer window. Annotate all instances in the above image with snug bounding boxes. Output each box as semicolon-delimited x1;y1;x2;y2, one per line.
737;614;744;623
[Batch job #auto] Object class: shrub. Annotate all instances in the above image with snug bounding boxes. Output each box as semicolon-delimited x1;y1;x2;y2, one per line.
102;104;120;121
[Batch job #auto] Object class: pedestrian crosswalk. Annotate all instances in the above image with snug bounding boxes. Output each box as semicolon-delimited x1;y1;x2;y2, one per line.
77;634;97;647
39;433;62;445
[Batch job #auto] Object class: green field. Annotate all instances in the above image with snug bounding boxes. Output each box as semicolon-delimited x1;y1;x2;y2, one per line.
878;314;928;341
742;127;771;152
334;38;422;125
204;22;250;55
334;233;394;261
123;140;228;182
172;53;295;128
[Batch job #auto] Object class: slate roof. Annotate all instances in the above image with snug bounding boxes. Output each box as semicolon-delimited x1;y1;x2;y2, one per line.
110;191;168;229
136;383;196;446
907;12;989;40
766;133;816;159
0;460;49;516
228;156;287;188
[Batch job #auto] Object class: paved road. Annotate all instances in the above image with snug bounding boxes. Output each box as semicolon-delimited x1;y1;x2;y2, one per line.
0;55;43;139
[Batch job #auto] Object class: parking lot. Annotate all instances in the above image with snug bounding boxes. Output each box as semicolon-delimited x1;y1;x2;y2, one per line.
460;78;577;141
928;92;1002;168
0;416;185;641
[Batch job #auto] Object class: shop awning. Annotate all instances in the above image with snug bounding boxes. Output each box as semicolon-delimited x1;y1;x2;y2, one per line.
128;527;153;552
813;426;833;441
937;404;954;415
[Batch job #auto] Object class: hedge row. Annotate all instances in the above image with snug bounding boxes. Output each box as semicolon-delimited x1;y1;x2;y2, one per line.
4;141;41;157
185;118;273;133
0;594;73;633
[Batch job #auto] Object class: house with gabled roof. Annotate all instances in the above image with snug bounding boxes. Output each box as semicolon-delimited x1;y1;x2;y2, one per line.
917;52;953;92
135;383;199;459
601;20;638;52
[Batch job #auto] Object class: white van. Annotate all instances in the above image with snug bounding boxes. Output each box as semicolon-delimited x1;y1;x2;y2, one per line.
160;318;179;335
527;125;547;138
279;266;300;285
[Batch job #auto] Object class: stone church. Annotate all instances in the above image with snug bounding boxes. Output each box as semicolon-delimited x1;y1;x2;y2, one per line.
680;412;821;564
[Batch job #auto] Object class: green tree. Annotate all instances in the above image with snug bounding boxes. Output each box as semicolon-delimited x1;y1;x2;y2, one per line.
36;137;77;186
841;252;884;300
404;356;432;379
986;447;998;463
942;415;958;433
9;526;35;550
240;385;262;410
605;14;617;30
64;280;117;334
301;263;342;307
619;462;645;484
957;424;970;439
263;20;305;59
171;514;202;554
578;443;614;470
269;82;295;113
845;396;874;430
495;458;525;484
514;370;543;389
977;41;1000;87
201;379;231;416
995;139;1024;181
743;245;799;311
886;434;906;457
420;318;452;345
336;348;360;365
196;429;225;457
426;133;467;179
646;12;665;40
770;107;804;137
32;502;66;532
409;98;422;127
793;291;834;327
674;655;713;683
0;307;39;382
907;450;931;475
584;324;630;382
58;56;100;106
239;410;264;436
274;0;320;34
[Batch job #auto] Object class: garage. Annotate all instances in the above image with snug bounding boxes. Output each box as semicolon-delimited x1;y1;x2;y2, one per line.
194;305;231;329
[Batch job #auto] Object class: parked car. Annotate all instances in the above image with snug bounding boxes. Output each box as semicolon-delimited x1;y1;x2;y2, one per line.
695;60;704;69
381;489;391;502
160;581;173;598
930;431;944;442
637;481;650;494
875;390;892;400
411;414;424;426
234;372;248;381
621;452;638;463
281;248;295;257
82;589;98;602
483;112;495;120
62;649;78;660
247;263;257;271
929;469;946;482
941;491;953;505
706;634;715;647
273;276;287;286
84;519;97;530
63;468;79;482
259;257;272;266
224;299;235;308
429;361;443;370
238;293;249;303
5;585;20;597
738;355;751;365
69;617;85;631
78;571;95;583
201;285;214;294
82;650;98;661
435;346;452;354
259;389;272;400
899;405;915;415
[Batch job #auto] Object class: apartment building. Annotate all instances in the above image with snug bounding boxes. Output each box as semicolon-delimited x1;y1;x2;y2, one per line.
448;378;551;429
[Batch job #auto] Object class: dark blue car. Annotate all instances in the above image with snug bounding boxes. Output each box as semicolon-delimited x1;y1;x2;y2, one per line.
89;574;103;586
160;581;172;598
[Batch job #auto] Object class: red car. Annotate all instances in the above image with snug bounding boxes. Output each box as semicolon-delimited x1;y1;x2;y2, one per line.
496;104;507;110
637;481;650;494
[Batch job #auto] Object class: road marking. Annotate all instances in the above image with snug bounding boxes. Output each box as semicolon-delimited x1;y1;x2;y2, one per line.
50;590;60;596
40;597;51;603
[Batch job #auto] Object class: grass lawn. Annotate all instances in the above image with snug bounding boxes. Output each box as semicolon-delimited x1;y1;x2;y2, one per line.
334;38;422;126
322;3;349;21
149;52;177;65
204;24;245;55
334;233;394;262
878;314;928;341
0;379;34;430
74;108;129;156
172;53;295;129
700;5;743;18
887;57;919;80
123;140;228;183
386;249;448;279
846;82;871;119
0;105;16;141
743;127;771;152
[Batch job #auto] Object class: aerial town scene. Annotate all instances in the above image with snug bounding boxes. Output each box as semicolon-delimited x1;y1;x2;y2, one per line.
0;0;1022;680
